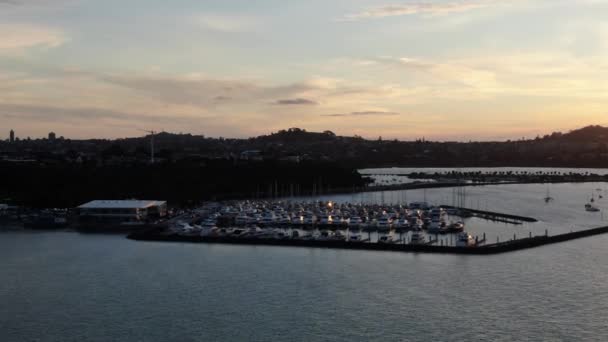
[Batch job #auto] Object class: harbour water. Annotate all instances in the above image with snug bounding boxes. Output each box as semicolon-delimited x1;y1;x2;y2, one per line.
295;182;608;244
2;181;608;341
361;167;608;186
2;231;608;341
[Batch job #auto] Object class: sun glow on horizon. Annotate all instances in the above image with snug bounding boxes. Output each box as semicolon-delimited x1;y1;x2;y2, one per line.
1;0;607;141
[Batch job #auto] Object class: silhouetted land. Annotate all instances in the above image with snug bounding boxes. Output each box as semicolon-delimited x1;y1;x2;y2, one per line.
2;125;608;207
3;125;608;168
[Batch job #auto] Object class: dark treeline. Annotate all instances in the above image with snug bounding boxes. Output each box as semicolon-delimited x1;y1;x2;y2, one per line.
4;125;608;168
0;160;369;208
407;170;608;183
215;125;608;168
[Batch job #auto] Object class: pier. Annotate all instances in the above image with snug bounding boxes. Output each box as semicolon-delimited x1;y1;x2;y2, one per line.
440;206;538;224
128;225;608;255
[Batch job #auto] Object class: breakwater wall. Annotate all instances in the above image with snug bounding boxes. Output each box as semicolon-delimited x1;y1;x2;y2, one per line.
128;225;608;255
441;206;538;223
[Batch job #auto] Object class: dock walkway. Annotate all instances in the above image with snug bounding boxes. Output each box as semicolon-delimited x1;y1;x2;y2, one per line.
128;225;608;255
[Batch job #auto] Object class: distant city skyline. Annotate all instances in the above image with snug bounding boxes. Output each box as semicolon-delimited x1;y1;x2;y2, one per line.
1;0;608;141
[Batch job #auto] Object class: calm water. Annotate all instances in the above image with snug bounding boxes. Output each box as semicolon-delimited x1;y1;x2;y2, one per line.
3;182;608;341
2;231;608;341
360;167;608;186
360;167;608;176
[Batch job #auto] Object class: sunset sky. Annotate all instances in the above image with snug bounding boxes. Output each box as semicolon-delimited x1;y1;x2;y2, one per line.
2;0;608;141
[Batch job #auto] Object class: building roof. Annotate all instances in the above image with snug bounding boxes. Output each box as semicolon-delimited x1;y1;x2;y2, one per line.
78;200;166;209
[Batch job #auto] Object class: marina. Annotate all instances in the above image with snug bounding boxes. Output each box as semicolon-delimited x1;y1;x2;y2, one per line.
3;170;608;341
127;181;608;254
4;179;608;255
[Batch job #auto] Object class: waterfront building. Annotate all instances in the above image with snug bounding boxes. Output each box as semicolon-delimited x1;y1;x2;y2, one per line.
77;200;167;224
9;129;14;143
48;132;56;141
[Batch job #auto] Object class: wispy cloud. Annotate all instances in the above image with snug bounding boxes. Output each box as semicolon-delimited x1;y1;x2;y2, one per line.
0;103;191;124
101;74;320;107
272;98;318;106
0;0;79;9
322;111;400;117
0;24;67;54
340;0;501;21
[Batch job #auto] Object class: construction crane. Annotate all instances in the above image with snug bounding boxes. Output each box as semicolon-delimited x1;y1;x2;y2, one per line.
138;129;156;164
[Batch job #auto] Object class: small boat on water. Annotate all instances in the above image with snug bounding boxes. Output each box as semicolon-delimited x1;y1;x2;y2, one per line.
448;221;465;233
544;187;554;203
585;203;600;212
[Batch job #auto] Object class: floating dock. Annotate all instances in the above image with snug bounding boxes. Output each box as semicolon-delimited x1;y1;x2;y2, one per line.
128;225;608;255
440;206;538;224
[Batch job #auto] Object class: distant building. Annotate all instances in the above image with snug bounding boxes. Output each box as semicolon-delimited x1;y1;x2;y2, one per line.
9;129;14;143
77;200;167;223
48;132;56;141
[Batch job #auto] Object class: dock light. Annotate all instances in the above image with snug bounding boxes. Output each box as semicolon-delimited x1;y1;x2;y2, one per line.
328;201;333;208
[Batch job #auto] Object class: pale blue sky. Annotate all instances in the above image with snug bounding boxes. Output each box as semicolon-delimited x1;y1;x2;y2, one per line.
2;0;608;140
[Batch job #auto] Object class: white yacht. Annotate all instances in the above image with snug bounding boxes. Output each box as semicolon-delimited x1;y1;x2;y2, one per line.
235;213;249;226
377;234;395;244
333;215;344;226
376;214;392;231
427;221;442;234
396;217;411;231
455;232;475;247
273;229;289;239
279;214;291;225
316;230;335;241
243;226;264;238
259;211;277;227
410;218;424;230
298;231;315;240
302;213;317;226
409;230;426;245
291;215;304;225
349;216;363;228
348;233;363;242
318;214;333;225
201;218;217;229
448;221;465;232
